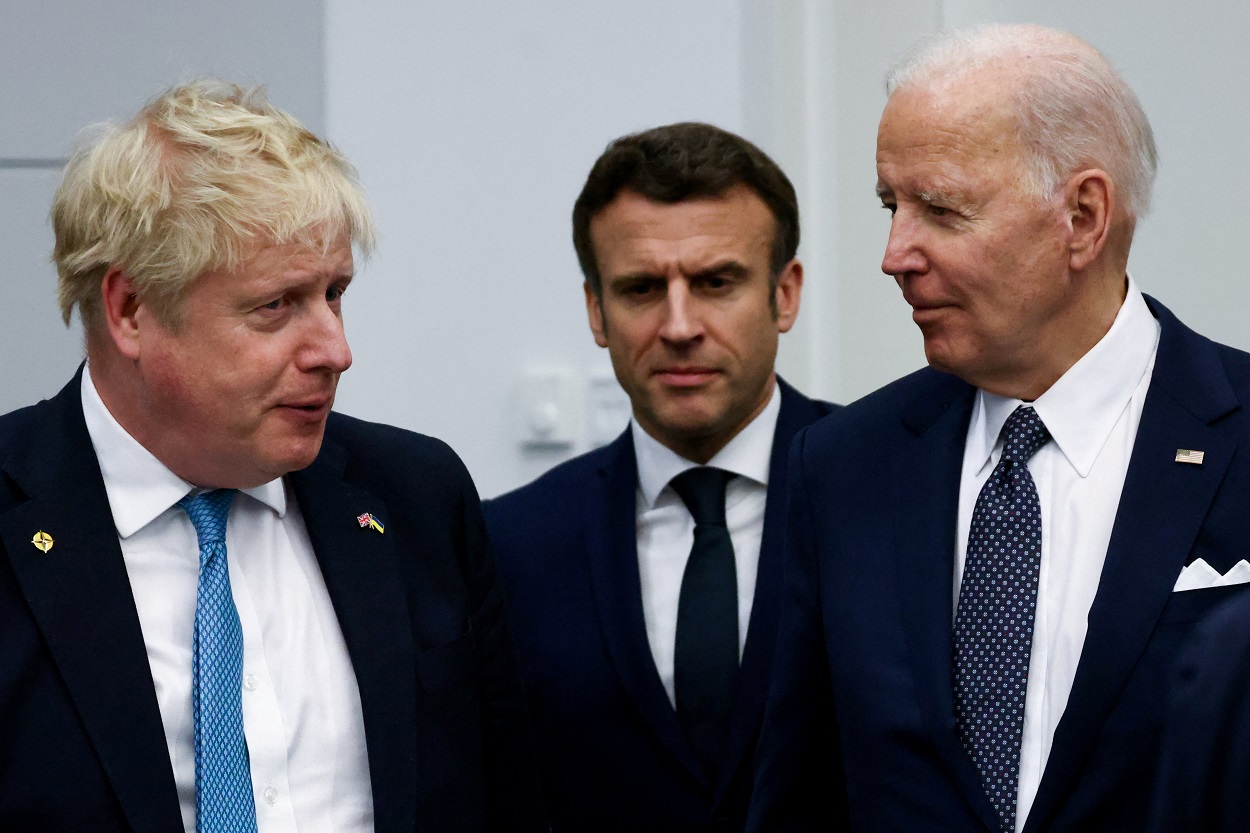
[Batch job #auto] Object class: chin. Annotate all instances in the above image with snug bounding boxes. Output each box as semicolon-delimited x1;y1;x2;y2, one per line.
922;339;962;376
656;406;723;435
271;437;326;476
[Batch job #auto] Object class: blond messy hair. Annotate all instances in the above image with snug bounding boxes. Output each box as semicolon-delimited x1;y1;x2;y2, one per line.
52;80;376;330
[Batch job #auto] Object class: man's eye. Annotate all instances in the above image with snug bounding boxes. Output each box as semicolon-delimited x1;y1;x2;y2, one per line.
623;281;659;296
928;204;949;217
261;297;284;311
326;286;345;303
881;202;897;216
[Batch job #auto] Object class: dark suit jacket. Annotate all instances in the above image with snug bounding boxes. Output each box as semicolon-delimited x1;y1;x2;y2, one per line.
484;379;835;833
0;370;546;833
749;297;1250;833
1148;591;1250;833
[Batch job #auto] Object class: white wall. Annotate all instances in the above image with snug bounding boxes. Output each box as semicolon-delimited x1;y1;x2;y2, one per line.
325;1;750;497
0;0;325;415
6;2;1249;500
324;0;1250;497
740;0;942;404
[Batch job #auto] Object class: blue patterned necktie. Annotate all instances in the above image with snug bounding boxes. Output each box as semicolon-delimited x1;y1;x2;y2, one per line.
669;466;739;779
954;406;1051;833
178;489;258;833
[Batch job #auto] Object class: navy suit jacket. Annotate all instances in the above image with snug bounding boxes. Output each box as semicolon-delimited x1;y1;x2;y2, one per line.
749;298;1250;833
0;371;546;833
485;379;836;833
1148;590;1250;833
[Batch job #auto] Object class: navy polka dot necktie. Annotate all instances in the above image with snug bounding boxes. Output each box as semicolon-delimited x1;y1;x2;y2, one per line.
669;466;739;780
179;489;259;833
954;406;1051;833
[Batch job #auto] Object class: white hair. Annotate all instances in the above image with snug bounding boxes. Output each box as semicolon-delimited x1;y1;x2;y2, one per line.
886;24;1158;221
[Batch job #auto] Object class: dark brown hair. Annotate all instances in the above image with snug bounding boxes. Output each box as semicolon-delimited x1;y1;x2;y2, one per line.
573;122;799;298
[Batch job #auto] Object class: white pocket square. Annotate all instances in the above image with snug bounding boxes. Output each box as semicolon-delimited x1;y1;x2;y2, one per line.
1173;558;1250;592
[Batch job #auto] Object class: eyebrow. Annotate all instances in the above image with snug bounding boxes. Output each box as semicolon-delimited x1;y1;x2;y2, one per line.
238;269;354;305
607;271;662;286
608;260;751;285
691;261;750;281
916;189;956;204
876;181;978;214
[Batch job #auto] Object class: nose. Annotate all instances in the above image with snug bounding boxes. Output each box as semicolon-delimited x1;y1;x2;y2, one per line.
300;302;353;374
657;280;702;344
880;211;927;279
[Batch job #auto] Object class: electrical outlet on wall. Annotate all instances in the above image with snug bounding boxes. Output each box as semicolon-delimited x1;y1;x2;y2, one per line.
519;369;578;449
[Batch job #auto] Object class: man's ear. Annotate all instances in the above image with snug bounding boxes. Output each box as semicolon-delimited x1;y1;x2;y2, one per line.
584;281;608;347
773;259;803;332
1066;169;1113;272
100;266;144;359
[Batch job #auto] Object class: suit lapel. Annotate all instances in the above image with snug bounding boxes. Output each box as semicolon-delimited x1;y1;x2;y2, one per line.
0;373;183;833
584;431;709;784
289;446;419;833
718;380;829;796
892;372;1002;832
1025;298;1238;833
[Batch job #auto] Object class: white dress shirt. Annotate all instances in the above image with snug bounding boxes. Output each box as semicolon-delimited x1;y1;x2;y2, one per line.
81;365;374;833
953;278;1159;831
633;382;780;706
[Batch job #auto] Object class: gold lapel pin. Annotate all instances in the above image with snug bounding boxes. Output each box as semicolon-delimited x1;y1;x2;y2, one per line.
356;512;385;534
1175;449;1205;465
31;531;54;553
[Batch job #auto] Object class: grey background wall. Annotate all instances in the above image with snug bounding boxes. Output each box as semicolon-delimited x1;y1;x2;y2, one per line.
3;1;1248;497
0;0;324;414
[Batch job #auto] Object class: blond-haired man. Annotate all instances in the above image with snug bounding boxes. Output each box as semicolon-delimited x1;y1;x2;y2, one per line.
0;82;543;833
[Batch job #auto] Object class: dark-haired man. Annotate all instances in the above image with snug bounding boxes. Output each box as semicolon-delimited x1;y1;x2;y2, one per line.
485;123;836;832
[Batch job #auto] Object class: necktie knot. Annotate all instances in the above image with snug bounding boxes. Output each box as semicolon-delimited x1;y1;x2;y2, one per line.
999;406;1051;464
179;489;237;560
669;467;734;526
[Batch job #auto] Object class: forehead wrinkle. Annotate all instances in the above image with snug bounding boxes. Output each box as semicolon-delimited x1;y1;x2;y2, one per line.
877;162;971;205
879;125;1019;215
881;78;1021;158
917;181;978;212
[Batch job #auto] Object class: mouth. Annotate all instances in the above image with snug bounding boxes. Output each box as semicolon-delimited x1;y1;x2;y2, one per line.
653;366;720;387
902;293;955;322
276;395;333;421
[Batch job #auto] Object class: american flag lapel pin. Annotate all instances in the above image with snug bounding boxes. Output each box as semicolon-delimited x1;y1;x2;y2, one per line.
1175;449;1205;465
356;512;385;533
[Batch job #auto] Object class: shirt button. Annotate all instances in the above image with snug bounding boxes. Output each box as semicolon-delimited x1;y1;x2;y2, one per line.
263;786;279;805
243;673;258;691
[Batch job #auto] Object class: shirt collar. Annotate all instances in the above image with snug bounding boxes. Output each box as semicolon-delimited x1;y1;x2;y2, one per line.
80;363;287;538
967;275;1160;478
633;380;781;509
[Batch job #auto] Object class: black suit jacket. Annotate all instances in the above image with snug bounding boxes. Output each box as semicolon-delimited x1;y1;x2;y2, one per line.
485;379;836;833
749;297;1250;832
1148;590;1250;833
0;370;546;832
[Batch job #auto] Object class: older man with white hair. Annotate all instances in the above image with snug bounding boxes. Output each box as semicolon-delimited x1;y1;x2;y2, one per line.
749;23;1250;833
